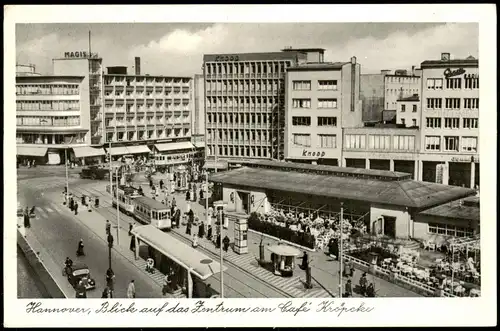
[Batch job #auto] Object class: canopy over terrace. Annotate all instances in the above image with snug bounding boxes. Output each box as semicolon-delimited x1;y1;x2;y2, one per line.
105;145;151;156
72;146;106;158
17;145;48;157
154;141;195;152
131;225;227;297
209;166;476;210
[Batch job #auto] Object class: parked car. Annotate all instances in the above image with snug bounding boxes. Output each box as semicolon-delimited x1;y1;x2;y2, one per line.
65;263;96;290
80;166;109;180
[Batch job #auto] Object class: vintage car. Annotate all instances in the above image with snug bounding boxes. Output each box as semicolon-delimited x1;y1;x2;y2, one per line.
65;263;96;290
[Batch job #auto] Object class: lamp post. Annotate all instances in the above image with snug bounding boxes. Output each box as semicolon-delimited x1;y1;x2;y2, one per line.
213;200;227;298
339;202;344;298
107;232;114;294
65;147;70;203
116;167;121;245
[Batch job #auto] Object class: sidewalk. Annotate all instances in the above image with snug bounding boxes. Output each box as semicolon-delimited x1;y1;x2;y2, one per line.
44;190;184;299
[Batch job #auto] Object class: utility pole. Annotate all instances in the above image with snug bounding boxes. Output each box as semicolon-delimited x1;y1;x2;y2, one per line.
65;147;69;202
116;167;121;245
339;202;344;298
219;207;224;298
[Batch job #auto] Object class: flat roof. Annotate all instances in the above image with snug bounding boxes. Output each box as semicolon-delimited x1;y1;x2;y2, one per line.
104;74;192;79
419;196;480;221
16;75;85;81
203;51;306;63
288;62;348;71
281;48;326;52
421;58;478;68
225;158;411;180
209;167;476;209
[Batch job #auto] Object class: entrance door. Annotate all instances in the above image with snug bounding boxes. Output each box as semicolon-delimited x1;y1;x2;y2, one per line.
238;191;250;214
383;216;397;238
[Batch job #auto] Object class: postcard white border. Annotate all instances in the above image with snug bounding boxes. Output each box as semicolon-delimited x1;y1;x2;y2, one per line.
3;4;497;327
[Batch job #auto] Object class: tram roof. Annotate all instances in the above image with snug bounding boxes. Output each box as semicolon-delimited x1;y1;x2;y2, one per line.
209;166;476;209
131;225;227;280
133;196;169;210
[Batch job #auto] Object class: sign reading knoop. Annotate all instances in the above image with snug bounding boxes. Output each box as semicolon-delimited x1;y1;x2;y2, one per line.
302;149;326;158
64;51;99;59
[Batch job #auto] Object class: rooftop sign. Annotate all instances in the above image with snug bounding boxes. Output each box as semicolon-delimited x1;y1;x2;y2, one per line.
64;51;99;59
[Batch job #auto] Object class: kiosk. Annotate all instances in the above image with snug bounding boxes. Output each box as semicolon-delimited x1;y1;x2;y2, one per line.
174;165;189;191
233;218;248;254
267;244;300;277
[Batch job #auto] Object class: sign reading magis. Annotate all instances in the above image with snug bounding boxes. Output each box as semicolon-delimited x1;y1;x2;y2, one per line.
64;51;99;59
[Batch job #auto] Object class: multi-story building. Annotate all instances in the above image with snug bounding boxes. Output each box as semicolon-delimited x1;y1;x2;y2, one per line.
53;51;104;146
396;94;420;128
102;63;195;168
360;68;421;122
284;55;362;166
203;49;308;163
418;53;479;188
16;74;91;165
16;64;41;77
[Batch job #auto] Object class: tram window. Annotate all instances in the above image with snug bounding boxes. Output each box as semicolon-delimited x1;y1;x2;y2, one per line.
152;211;157;219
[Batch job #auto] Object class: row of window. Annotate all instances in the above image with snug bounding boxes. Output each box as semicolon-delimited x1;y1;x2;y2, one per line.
16;100;80;111
207;81;280;91
206;96;279;107
291;134;338;149
426;76;479;90
16;116;80;127
292;80;338;91
399;118;418;127
292;116;338;127
105;91;190;99
16;133;85;145
207;113;271;125
292;98;338;109
426;98;479;110
401;104;418;112
205;61;291;75
106;129;190;142
104;77;189;85
428;223;474;238
424;136;478;152
208;129;269;141
207;145;271;158
386;76;420;84
425;117;478;129
16;84;80;95
344;134;416;151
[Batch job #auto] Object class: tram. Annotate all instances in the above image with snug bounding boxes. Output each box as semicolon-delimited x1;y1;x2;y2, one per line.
133;196;172;231
106;184;142;216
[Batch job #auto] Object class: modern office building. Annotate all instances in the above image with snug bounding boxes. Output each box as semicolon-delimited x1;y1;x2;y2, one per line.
203;49;308;163
102;61;195;167
418;53;479;188
284;54;362;166
16;74;91;165
360;68;421;122
396;94;420;128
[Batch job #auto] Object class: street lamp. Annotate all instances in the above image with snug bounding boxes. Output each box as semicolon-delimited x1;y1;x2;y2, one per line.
107;232;114;294
213;200;227;298
64;147;70;203
338;202;344;298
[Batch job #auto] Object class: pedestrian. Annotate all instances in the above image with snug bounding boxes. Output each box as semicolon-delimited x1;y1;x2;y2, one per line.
192;234;198;248
149;178;153;189
206;225;213;241
106;268;115;291
186;222;192;236
301;251;309;270
146;257;155;274
199;188;204;201
162;274;171;296
175;209;181;228
74;202;79;215
159;179;164;190
101;286;113;298
130;234;136;252
106;220;111;235
185;190;190;201
129;223;134;236
70;197;74;211
188;209;194;224
344;279;353;298
172;197;176;208
198;221;205;238
167;199;172;210
127;280;136;298
222;235;230;252
23;211;31;228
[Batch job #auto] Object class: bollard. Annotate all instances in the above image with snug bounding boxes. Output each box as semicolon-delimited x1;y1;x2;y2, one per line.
305;266;312;289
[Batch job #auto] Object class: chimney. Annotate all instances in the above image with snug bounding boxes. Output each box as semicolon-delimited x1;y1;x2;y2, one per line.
441;52;450;61
411;65;415;76
134;57;141;75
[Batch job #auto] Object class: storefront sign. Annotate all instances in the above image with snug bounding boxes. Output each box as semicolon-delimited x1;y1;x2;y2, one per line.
444;68;466;78
64;51;99;59
451;156;478;163
214;55;240;62
302;149;326;158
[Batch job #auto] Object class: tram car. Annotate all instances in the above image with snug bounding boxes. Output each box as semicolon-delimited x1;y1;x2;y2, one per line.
106;184;142;216
133;196;172;231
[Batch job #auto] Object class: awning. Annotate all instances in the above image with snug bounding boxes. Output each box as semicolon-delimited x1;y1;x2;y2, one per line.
266;245;301;257
131;225;227;280
193;141;205;149
17;146;48;157
126;145;151;154
106;146;129;156
155;141;195;152
203;160;228;170
73;146;106;158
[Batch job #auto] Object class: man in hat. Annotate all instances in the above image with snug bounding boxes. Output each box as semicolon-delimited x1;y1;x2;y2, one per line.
344;279;353;298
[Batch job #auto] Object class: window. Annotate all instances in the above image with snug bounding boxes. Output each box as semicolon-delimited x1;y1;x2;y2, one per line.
412;119;417;127
464;74;479;89
318;99;337;109
345;134;366;149
426;117;441;128
368;135;391;150
318;134;337;148
461;137;478;152
393;135;415;151
445;98;461;109
318;80;337;90
292;80;311;90
444;118;460;129
428;223;474;238
464;98;479;109
317;117;337;127
463;118;478;129
425;136;441;151
292;117;311;126
427;78;443;89
401;104;406;112
412;104;417;112
426;98;442;109
292;99;311;108
293;134;311;147
446;78;462;89
444;136;459;151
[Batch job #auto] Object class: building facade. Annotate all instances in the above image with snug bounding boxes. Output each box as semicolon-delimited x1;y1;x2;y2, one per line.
396;94;420;128
284;56;362;166
16;75;89;165
418;53;479;188
384;70;421;111
203;50;307;162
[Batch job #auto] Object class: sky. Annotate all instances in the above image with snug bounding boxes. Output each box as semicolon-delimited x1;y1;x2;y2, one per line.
16;23;478;77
